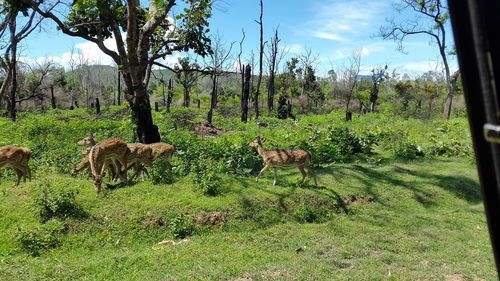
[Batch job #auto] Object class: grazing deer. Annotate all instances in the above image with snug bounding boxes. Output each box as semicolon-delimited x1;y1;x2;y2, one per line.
148;142;175;167
88;139;129;192
0;145;32;186
72;133;118;180
249;136;318;186
124;143;154;181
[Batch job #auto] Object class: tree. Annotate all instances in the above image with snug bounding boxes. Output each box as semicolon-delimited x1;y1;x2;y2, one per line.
0;0;43;120
379;0;456;120
22;0;213;143
254;0;264;119
369;65;388;112
174;57;201;108
393;80;414;111
265;27;284;111
341;48;362;121
204;32;234;125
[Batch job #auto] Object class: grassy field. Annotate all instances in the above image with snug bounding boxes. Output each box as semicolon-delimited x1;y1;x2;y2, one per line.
0;108;497;280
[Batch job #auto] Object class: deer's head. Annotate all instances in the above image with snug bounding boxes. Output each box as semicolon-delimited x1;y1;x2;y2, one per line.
249;136;265;148
77;133;97;146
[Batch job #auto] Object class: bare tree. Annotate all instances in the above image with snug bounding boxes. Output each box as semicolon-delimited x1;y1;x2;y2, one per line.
379;0;457;120
341;48;362;121
204;32;234;124
254;0;264;119
265;26;285;111
298;47;319;97
0;3;43;120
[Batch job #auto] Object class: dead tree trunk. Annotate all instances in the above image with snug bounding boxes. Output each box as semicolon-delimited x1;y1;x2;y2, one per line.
95;97;100;115
207;74;217;125
241;64;251;123
8;18;17;121
50;85;56;109
254;0;264;120
166;78;172;113
443;70;460;120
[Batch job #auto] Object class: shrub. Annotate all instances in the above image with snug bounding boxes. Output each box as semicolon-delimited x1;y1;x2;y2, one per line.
150;156;174;184
167;213;195;238
16;219;66;256
427;138;472;157
191;157;223;196
393;142;424;160
32;182;86;222
293;203;329;223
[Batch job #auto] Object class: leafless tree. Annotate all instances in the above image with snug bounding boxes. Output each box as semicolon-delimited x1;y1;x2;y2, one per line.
264;26;286;111
379;0;457;120
204;32;234;124
340;48;362;121
254;0;264;119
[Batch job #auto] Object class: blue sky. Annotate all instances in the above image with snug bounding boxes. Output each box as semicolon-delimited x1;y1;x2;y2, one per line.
22;0;457;77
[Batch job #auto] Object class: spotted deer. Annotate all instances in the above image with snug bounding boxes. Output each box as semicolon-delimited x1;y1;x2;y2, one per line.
88;139;129;192
249;136;318;186
148;142;175;167
0;145;32;186
124;143;154;181
71;133;118;180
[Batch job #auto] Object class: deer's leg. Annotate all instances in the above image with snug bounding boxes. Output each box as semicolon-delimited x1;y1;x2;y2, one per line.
256;165;270;182
26;164;31;182
298;165;307;184
273;168;278;186
116;157;128;183
13;167;22;186
305;165;318;186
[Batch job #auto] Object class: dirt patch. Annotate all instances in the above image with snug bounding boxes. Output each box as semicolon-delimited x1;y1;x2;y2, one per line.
194;121;226;137
141;216;165;228
342;194;374;205
194;211;230;226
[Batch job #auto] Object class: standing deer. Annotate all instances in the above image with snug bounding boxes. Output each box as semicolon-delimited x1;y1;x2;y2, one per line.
88;139;129;192
0;145;32;186
249;136;318;186
71;133;118;180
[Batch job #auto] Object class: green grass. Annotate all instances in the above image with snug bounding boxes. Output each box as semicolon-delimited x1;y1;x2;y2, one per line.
0;107;494;280
0;158;496;280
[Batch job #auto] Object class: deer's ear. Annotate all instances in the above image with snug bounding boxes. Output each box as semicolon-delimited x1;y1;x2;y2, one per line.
91;132;97;138
260;136;266;142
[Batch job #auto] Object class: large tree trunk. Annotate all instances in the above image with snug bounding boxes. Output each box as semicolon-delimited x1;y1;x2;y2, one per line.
131;92;160;144
117;70;121;105
241;64;250;123
255;0;263;120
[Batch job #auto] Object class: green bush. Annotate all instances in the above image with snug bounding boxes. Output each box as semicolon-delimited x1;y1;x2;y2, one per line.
293;203;329;223
191;157;223;196
393;142;424;160
16;219;66;256
32;182;86;222
167;213;195;238
427;138;471;157
150;156;174;184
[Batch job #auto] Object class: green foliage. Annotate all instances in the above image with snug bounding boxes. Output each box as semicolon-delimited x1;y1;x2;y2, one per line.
150;156;174;184
393;142;424;160
191;157;223;196
16;219;66;256
167;212;195;239
293;203;329;223
32;182;86;222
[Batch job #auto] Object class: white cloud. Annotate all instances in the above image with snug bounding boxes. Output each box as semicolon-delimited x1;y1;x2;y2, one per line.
307;0;391;41
285;44;304;54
